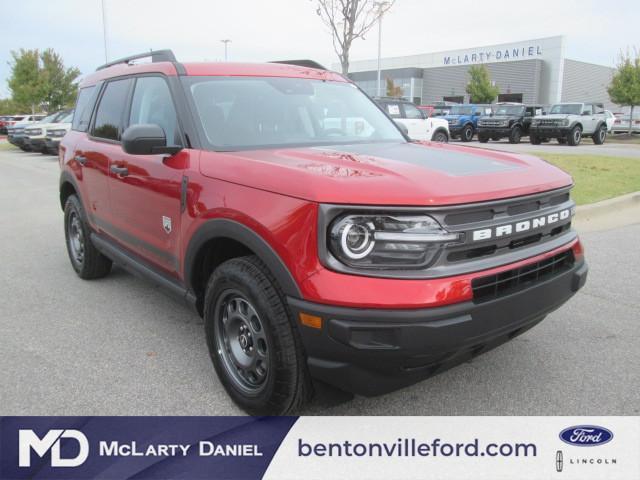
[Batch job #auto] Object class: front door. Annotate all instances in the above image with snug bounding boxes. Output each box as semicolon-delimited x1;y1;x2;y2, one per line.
401;102;430;140
107;75;186;277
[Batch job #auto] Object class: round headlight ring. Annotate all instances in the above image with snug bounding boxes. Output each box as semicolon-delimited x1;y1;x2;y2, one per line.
340;222;375;260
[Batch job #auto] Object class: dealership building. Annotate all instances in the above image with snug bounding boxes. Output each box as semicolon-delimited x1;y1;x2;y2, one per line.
346;36;616;108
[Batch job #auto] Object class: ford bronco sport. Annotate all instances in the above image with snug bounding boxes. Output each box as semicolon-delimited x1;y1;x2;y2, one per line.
477;103;544;144
59;50;588;415
530;102;608;146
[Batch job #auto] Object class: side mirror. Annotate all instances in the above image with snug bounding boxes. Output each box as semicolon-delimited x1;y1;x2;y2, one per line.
395;121;409;136
122;124;182;155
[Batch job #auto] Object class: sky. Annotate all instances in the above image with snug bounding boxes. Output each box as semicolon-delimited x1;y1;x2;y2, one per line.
1;0;638;99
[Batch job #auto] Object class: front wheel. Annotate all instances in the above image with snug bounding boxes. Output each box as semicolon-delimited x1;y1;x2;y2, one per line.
204;256;311;415
508;126;522;144
592;125;606;144
460;125;474;142
567;125;582;146
478;133;490;143
530;133;542;145
431;130;448;142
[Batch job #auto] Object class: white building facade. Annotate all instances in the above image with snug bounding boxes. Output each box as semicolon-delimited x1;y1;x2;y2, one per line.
345;36;616;108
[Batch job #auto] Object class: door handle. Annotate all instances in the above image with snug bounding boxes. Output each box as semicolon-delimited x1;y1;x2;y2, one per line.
110;165;129;176
75;155;87;165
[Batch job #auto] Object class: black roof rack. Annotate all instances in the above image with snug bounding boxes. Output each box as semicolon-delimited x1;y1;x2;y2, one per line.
270;60;327;70
96;49;177;71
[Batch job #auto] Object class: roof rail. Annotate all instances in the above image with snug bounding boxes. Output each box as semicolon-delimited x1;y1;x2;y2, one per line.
96;49;177;71
270;59;327;70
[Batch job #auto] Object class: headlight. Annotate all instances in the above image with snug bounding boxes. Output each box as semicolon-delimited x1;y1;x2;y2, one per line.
562;119;570;126
329;214;461;269
531;119;539;126
501;120;510;127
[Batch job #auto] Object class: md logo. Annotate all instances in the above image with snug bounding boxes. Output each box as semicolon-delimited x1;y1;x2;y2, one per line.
18;429;89;467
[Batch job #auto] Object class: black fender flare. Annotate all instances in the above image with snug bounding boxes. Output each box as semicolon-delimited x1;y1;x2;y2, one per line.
431;127;449;141
184;218;302;298
59;170;82;210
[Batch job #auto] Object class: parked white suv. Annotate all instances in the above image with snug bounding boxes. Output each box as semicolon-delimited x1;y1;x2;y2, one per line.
375;97;450;142
530;102;608;146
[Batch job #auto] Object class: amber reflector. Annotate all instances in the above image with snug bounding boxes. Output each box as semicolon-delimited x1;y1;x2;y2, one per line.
299;313;322;329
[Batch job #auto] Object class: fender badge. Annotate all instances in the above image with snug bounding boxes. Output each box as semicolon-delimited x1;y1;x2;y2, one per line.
162;216;172;234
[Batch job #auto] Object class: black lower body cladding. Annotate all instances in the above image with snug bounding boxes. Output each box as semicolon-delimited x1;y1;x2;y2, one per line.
288;256;587;396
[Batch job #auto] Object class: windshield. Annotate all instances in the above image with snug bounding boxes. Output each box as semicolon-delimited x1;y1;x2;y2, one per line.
184;76;405;150
59;111;74;123
39;113;59;123
448;105;473;115
550;104;582;115
493;105;524;116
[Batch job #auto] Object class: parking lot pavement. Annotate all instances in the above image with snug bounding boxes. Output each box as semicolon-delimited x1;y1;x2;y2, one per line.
1;147;638;416
463;139;640;159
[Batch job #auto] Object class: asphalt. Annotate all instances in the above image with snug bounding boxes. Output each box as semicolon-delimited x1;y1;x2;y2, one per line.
0;147;638;416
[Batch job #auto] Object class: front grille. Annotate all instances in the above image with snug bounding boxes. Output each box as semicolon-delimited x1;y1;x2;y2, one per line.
472;250;574;303
537;119;561;126
479;120;504;127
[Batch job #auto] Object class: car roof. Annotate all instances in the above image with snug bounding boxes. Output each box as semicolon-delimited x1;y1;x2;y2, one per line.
81;61;346;88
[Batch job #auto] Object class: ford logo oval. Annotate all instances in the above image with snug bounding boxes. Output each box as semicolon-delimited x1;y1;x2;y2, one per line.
559;425;613;447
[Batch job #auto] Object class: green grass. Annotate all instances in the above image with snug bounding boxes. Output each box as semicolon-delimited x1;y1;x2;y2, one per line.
0;142;16;150
535;153;640;205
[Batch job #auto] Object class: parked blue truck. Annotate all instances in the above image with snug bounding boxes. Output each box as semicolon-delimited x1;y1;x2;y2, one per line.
443;104;493;141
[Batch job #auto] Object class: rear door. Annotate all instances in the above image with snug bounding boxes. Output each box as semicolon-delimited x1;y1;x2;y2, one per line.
75;78;133;232
106;75;187;276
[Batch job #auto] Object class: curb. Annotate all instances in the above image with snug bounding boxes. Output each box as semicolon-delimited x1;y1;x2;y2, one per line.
573;191;640;232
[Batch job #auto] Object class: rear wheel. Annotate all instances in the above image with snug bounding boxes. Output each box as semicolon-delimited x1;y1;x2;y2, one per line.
592;124;606;144
567;125;582;146
64;195;112;279
508;126;522;144
478;133;490;143
460;124;474;142
431;130;448;143
204;255;311;415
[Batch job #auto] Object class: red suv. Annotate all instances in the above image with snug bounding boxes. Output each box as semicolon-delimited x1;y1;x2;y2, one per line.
59;50;587;414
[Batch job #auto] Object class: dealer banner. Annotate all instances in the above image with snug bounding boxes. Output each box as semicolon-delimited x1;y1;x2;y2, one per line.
1;416;638;479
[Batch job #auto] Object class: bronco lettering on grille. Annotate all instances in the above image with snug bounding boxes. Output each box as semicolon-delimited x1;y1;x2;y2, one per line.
471;209;571;241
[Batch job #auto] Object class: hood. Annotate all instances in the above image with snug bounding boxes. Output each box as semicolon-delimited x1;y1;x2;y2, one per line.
537;114;570;120
443;115;463;121
199;142;572;206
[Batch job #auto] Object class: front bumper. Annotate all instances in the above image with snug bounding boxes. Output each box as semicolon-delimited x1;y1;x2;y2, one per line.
27;138;46;151
289;252;587;396
44;138;60;152
448;125;464;135
478;127;512;137
532;126;571;137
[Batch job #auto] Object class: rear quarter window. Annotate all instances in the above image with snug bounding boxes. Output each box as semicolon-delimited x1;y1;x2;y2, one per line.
72;85;99;132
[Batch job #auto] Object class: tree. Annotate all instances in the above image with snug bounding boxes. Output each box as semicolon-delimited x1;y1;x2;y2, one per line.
608;49;640;135
314;0;395;74
40;49;81;111
7;48;80;114
465;65;500;104
7;49;43;114
0;98;21;115
385;78;402;97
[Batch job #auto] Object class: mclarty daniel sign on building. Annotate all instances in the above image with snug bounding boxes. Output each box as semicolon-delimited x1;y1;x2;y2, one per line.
443;44;544;65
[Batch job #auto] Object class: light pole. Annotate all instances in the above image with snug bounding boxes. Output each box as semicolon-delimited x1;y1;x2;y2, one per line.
374;2;389;97
101;0;109;62
221;39;232;61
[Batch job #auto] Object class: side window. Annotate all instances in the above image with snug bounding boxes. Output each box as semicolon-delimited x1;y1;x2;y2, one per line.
129;76;181;145
385;103;401;118
582;104;593;115
92;79;132;141
403;103;423;119
72;86;98;132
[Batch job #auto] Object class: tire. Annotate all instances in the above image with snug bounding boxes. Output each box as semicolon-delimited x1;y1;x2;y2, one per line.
478;133;490;143
530;133;542;145
64;195;112;279
491;136;501;141
431;130;448;143
567;125;582;146
460;124;474;142
508;126;522;144
204;255;312;415
557;137;567;144
592;124;606;145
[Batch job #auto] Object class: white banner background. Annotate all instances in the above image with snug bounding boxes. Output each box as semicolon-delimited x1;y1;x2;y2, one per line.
264;416;639;480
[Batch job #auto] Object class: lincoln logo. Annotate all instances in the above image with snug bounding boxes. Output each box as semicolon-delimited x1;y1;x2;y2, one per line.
472;209;571;241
